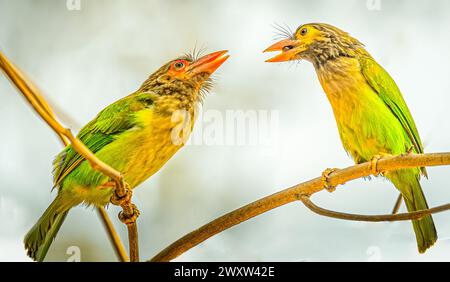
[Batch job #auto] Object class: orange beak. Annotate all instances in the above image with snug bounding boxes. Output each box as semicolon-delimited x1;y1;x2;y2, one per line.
189;50;230;75
263;39;304;62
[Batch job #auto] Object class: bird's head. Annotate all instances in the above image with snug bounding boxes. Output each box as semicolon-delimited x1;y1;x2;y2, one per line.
139;50;229;100
264;23;364;67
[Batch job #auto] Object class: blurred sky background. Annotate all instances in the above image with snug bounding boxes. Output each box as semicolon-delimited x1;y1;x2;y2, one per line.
1;0;450;262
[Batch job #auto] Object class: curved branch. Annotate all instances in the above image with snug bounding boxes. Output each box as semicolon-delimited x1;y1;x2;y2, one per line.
150;152;450;262
0;51;125;199
0;53;69;146
0;50;137;261
299;195;450;222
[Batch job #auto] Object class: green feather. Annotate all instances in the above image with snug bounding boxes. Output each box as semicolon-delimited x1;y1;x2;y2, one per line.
53;92;154;187
360;56;427;176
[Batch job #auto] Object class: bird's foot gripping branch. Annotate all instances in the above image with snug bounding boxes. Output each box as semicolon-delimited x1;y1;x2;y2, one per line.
110;181;140;261
110;182;140;224
321;168;340;193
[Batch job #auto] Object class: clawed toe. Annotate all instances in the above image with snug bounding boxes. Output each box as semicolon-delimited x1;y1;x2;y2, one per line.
118;204;140;225
322;168;339;193
370;154;392;176
110;184;132;206
370;155;382;176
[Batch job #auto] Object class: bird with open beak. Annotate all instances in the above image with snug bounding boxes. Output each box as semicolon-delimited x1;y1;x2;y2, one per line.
264;23;436;254
24;50;229;261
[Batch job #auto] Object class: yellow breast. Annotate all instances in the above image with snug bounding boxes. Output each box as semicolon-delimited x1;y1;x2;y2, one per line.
119;107;195;188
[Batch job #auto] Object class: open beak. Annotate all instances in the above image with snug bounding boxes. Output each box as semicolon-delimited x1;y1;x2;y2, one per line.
189;50;230;75
263;39;304;62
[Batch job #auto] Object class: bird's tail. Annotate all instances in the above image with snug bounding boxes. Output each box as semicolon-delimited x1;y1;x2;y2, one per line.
389;169;437;253
24;195;74;261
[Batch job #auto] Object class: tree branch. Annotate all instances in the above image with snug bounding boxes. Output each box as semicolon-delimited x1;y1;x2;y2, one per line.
299;195;450;222
0;50;138;261
149;152;450;262
391;194;403;214
97;207;129;262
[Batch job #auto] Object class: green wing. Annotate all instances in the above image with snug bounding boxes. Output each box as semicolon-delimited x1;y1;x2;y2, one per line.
360;56;427;176
52;92;155;187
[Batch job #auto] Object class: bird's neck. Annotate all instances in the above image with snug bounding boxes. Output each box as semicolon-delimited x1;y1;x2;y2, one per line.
315;56;367;104
154;91;199;116
139;77;202;115
310;44;369;69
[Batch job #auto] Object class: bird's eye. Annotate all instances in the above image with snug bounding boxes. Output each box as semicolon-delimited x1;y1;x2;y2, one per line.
174;61;185;70
300;28;308;36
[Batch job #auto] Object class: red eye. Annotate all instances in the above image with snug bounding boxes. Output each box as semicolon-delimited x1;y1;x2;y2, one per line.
172;60;188;71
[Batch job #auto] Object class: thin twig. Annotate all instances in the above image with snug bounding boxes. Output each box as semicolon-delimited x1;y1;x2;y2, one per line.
97;207;129;262
391;194;403;214
150;152;450;262
0;51;122;190
0;50;138;261
299;195;450;222
0;54;130;261
127;224;139;262
0;55;69;146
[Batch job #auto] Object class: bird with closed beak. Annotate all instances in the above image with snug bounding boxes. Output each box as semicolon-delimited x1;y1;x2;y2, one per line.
24;50;229;261
264;23;436;253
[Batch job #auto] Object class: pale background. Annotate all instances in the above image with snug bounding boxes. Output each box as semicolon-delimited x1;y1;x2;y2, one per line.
1;0;450;261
